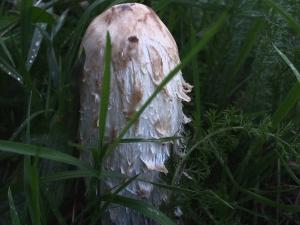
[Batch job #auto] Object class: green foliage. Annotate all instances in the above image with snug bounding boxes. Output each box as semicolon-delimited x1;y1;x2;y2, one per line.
0;0;300;224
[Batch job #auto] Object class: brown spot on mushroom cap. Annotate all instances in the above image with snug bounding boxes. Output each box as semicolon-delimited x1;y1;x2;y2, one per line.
104;12;112;25
112;42;130;70
131;87;143;108
128;36;139;43
124;86;143;119
120;4;133;12
104;6;116;25
110;127;117;139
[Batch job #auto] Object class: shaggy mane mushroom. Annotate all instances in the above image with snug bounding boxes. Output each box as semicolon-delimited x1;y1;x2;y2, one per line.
80;3;192;225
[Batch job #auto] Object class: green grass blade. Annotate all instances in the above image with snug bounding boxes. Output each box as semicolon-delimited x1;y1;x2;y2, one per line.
265;0;300;35
272;71;300;126
119;136;181;144
0;37;15;66
0;55;23;83
172;126;244;184
8;187;21;225
214;145;300;213
102;195;176;225
26;90;32;143
208;190;234;209
90;175;140;225
43;191;67;225
0;15;17;32
52;9;68;37
19;0;33;60
25;160;41;225
10;109;54;141
225;18;265;99
26;24;46;71
106;11;229;157
271;42;300;126
244;189;300;213
98;32;111;151
273;44;300;82
0;140;90;169
190;24;201;136
41;169;100;182
275;149;300;186
213;144;300;213
41;169;196;194
30;6;55;25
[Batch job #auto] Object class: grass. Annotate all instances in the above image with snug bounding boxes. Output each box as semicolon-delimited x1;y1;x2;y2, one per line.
0;0;300;224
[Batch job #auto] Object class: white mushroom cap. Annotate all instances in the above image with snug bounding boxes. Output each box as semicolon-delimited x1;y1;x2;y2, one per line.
80;3;191;225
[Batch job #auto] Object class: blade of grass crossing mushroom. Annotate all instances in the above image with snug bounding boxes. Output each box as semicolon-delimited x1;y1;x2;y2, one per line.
41;169;197;194
105;12;229;158
8;187;21;225
102;195;176;225
41;169;102;182
89;175;140;225
41;168;195;194
98;32;111;154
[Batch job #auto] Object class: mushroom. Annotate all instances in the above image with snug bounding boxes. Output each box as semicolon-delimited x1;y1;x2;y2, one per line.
80;3;192;225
